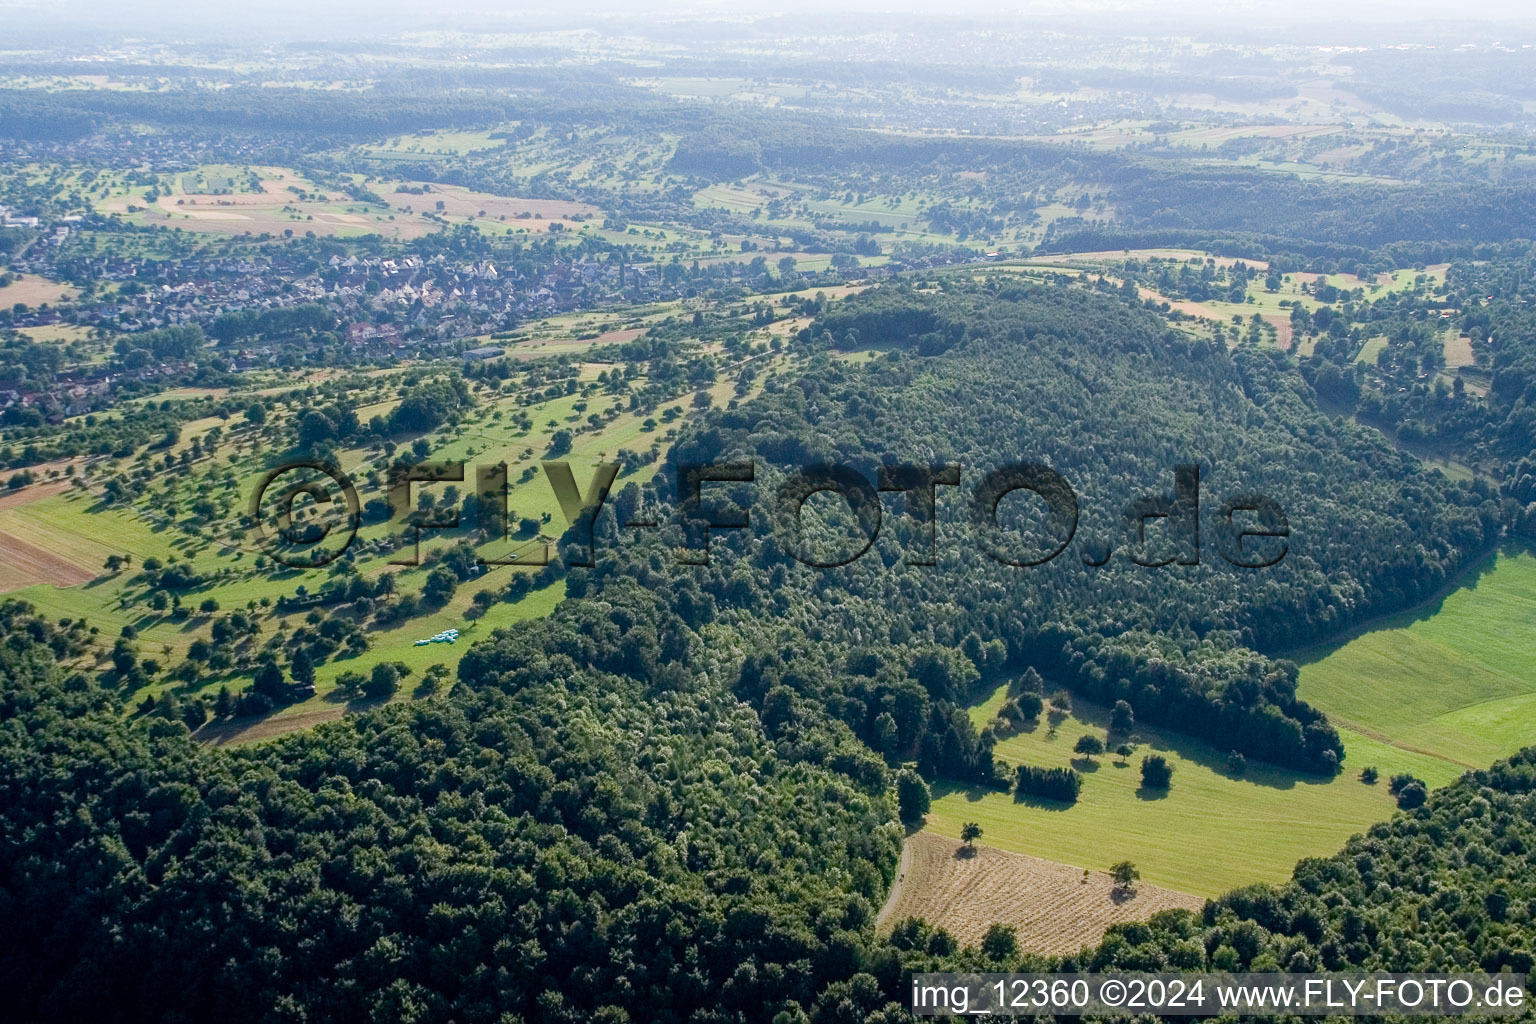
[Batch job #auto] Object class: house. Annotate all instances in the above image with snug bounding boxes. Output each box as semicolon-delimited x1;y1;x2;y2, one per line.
463;345;504;360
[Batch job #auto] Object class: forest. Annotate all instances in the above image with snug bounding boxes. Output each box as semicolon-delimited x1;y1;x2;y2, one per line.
3;273;1530;1018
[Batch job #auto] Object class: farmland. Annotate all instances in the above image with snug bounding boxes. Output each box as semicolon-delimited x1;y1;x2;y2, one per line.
923;547;1536;899
1295;548;1536;771
877;831;1204;955
0;272;79;307
926;686;1456;898
94;165;434;239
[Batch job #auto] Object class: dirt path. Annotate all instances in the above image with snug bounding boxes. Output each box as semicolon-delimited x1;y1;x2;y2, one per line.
197;704;350;745
877;832;915;929
877;831;1205;955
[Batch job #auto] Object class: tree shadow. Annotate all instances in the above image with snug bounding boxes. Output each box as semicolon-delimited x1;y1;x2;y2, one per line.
1135;784;1170;801
1070;756;1101;773
1110;887;1139;906
1010;789;1076;813
1067;696;1334;793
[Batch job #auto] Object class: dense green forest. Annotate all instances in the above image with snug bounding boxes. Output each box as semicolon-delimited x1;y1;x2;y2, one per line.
0;595;908;1023
580;280;1497;774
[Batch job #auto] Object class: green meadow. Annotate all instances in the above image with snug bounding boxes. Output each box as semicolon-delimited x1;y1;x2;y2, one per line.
929;547;1536;897
1295;547;1536;771
928;688;1456;898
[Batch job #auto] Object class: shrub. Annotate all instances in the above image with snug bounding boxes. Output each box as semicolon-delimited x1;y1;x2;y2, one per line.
1140;754;1173;789
895;769;931;823
1015;764;1082;803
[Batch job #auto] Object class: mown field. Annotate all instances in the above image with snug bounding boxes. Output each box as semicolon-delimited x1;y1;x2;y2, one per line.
877;831;1204;955
1295;547;1536;771
927;688;1456;898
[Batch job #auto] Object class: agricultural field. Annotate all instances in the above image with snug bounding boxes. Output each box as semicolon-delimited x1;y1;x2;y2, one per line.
924;548;1536;899
377;181;601;234
0;272;79;307
1295;548;1536;772
877;831;1204;955
94;165;436;238
926;686;1455;898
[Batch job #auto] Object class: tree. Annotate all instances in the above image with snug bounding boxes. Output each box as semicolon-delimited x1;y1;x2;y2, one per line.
245;402;266;426
961;822;982;849
291;648;315;687
1012;692;1043;720
253;659;285;699
1111;860;1140;892
364;662;400;699
213;686;234;719
297;410;336;446
1110;699;1135;734
981;923;1018;962
1140;754;1173;789
1015;764;1081;803
895;769;931;823
1074;734;1105;759
422;566;457;607
180;698;208;731
1115;743;1133;765
1226;750;1247;776
1360;765;1379;785
335;670;366;697
1396;781;1428;809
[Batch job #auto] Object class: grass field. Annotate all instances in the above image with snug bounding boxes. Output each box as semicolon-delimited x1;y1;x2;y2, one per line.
1295;548;1536;771
926;687;1456;898
1355;337;1388;364
0;272;79;307
927;547;1536;897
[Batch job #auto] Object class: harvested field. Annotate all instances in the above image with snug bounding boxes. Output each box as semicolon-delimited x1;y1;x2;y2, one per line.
1135;286;1222;322
0;528;96;592
198;704;352;746
0;273;79;307
1265;313;1294;350
877;831;1204;955
1444;332;1475;368
99;168;433;239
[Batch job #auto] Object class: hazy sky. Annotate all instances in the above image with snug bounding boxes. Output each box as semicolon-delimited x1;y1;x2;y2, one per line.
3;0;1535;44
